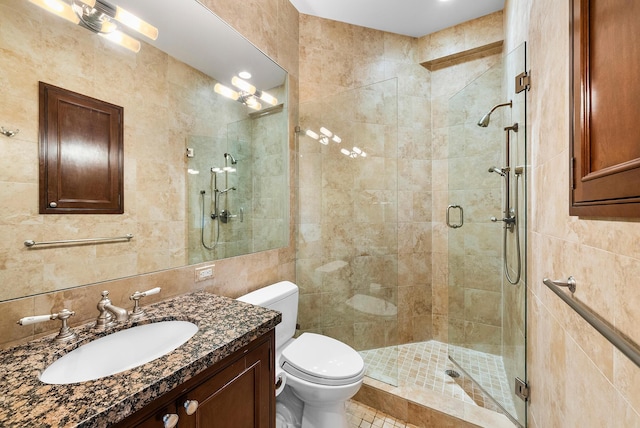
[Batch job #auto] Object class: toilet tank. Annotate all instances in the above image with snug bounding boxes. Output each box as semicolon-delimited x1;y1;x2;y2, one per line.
237;281;298;350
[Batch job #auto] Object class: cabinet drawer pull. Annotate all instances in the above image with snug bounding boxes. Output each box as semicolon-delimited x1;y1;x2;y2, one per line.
275;375;283;389
163;414;179;428
183;399;199;415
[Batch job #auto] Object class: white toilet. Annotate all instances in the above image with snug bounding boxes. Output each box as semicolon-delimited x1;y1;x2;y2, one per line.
238;281;365;428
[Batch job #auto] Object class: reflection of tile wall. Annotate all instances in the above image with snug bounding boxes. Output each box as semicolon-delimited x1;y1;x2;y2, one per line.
0;0;200;299
0;0;298;349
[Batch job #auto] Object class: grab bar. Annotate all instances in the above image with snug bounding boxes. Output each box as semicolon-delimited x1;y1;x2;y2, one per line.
24;234;134;248
543;277;640;368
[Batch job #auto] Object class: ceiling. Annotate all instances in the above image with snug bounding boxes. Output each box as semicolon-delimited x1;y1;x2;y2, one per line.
288;0;505;38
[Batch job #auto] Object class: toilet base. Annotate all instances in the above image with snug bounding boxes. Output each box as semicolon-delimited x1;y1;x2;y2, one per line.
300;401;348;428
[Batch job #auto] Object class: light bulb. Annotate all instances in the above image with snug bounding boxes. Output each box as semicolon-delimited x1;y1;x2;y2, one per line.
239;71;252;79
305;130;319;140
75;0;96;7
232;76;257;95
320;127;333;138
340;148;351;156
332;135;342;143
99;30;141;53
245;97;262;110
114;6;159;40
214;83;240;101
29;0;80;25
352;146;362;154
258;90;278;106
319;136;329;145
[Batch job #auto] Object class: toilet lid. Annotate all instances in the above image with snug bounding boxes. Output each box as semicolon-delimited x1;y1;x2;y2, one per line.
280;333;365;386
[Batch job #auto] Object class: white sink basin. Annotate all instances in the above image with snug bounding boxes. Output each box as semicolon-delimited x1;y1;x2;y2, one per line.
40;321;198;385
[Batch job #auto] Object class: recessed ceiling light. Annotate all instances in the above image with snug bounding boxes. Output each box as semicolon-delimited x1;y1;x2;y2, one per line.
239;71;252;79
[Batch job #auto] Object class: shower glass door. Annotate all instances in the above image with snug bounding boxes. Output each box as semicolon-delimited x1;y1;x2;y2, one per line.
296;78;400;387
447;43;527;427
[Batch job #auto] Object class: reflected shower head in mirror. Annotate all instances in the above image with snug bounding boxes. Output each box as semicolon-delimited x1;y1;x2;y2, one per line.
488;166;507;177
218;187;236;194
224;153;238;164
477;101;513;127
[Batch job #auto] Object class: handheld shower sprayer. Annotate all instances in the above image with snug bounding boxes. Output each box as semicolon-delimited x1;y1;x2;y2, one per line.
477;101;512;127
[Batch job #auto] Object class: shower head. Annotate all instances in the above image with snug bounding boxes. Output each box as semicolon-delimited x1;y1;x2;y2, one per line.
218;186;236;194
224;153;238;164
488;166;507;177
477;101;513;127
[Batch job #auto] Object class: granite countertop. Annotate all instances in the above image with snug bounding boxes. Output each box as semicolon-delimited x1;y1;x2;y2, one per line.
0;291;281;428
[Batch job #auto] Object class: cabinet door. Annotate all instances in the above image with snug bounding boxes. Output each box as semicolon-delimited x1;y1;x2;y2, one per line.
123;402;179;428
39;82;124;214
570;0;640;217
178;340;273;428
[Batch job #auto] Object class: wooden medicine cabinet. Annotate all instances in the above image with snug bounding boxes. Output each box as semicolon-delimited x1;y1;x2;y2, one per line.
570;0;640;217
39;82;124;214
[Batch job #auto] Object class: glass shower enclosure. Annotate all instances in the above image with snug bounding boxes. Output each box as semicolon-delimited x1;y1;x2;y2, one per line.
447;43;528;427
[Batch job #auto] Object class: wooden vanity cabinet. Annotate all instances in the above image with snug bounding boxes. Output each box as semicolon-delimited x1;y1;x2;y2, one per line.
113;330;275;428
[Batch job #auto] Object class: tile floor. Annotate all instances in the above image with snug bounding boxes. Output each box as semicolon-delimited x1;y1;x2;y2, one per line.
359;340;516;417
346;400;419;428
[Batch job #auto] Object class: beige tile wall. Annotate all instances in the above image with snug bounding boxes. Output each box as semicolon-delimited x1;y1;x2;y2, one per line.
0;0;298;349
504;0;640;426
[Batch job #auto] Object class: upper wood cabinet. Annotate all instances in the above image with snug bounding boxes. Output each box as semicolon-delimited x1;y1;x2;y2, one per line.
570;0;640;217
39;82;124;214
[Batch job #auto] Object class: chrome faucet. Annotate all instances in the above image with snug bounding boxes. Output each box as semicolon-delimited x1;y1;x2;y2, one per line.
96;290;128;329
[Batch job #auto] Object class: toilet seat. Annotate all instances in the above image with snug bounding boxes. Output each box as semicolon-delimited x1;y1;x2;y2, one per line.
280;333;365;386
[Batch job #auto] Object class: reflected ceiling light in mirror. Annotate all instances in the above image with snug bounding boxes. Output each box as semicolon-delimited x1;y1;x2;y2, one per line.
304;127;342;146
238;71;252;79
29;0;158;53
305;130;319;140
216;76;277;111
231;76;278;107
340;146;367;159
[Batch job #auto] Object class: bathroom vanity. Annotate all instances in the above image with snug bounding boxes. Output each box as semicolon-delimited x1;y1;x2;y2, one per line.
113;331;273;427
0;291;280;428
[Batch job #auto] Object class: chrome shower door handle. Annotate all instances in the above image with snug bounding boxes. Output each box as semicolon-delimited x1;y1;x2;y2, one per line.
446;204;463;228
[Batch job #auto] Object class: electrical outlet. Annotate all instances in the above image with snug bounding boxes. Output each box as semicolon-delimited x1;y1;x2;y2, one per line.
195;265;215;282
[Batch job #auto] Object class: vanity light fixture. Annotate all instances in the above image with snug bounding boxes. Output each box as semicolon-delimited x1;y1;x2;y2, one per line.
28;0;158;53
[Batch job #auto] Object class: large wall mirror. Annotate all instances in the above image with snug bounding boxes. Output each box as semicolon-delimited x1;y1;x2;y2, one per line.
0;0;289;301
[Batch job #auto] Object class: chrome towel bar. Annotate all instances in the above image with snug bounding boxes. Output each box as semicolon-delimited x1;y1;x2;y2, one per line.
543;277;640;369
24;234;134;248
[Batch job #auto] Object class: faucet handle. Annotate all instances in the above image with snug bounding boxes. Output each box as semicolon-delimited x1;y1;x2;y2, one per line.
17;309;77;342
129;287;161;320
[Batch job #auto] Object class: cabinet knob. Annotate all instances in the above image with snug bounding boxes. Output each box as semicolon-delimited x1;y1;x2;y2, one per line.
49;202;57;208
162;414;179;428
183;399;199;415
